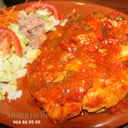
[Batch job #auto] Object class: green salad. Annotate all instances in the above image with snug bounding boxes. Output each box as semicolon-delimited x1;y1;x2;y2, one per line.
0;6;60;101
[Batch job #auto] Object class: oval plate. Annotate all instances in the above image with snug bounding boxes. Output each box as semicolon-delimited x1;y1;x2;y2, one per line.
0;1;128;128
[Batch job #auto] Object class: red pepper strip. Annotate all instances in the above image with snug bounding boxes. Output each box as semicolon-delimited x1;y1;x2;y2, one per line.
0;27;22;55
59;40;74;53
25;2;60;20
86;44;98;53
103;20;112;30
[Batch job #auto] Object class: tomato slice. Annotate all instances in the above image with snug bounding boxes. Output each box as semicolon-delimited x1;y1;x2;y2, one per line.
25;2;60;20
0;36;12;54
0;27;22;55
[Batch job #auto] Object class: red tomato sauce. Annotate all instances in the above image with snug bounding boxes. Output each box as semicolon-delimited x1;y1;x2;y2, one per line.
27;11;128;107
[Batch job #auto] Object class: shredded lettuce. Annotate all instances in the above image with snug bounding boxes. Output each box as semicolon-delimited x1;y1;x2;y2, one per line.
0;89;6;100
36;9;51;21
0;72;9;82
0;83;22;101
8;54;28;71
